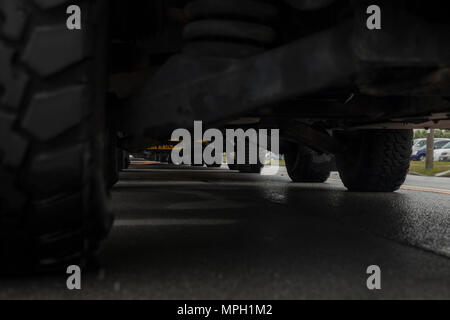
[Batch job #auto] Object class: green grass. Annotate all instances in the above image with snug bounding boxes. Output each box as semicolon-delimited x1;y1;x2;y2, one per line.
266;160;450;176
409;161;450;177
264;160;286;166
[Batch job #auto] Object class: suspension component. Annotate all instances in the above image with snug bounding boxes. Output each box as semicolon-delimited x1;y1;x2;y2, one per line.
284;0;335;11
183;0;278;59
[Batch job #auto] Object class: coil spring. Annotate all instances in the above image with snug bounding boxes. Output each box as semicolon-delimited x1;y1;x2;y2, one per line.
183;0;278;59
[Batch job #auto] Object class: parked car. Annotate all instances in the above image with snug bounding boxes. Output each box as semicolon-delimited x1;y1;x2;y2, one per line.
411;139;450;161
436;142;450;162
411;149;426;161
412;139;427;156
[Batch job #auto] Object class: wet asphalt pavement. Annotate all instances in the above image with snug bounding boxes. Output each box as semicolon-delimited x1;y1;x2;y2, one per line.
1;163;449;300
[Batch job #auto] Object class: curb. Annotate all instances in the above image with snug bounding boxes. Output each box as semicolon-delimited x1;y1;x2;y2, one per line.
435;170;450;177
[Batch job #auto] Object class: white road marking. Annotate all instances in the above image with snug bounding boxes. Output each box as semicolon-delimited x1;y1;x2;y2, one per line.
400;185;450;195
114;219;237;227
116;180;292;188
125;169;228;173
328;178;450;195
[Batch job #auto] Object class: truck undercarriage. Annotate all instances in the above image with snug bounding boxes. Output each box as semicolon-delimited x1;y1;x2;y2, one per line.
110;0;450;148
0;0;449;271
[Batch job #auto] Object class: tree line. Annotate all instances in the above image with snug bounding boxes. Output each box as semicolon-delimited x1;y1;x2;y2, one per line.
414;129;450;139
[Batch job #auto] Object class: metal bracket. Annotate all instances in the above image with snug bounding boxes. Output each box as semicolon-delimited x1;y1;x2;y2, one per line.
118;23;356;139
282;122;342;155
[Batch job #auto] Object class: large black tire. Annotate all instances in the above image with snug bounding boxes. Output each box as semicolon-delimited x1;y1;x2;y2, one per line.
106;147;130;188
118;149;130;172
237;149;264;174
229;141;264;174
0;0;112;272
334;130;413;192
237;164;263;174
106;134;120;188
285;145;332;183
123;151;131;169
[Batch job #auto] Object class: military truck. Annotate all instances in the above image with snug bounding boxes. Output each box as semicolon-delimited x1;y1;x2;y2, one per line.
1;0;449;270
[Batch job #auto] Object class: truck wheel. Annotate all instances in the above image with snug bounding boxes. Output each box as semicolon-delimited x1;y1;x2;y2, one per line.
285;145;332;183
228;142;264;174
106;134;120;188
238;164;264;174
334;130;413;192
228;161;261;172
117;149;130;171
124;151;131;169
0;0;112;272
238;147;264;174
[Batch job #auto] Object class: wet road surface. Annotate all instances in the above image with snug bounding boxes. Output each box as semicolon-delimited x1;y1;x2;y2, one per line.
1;164;449;299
